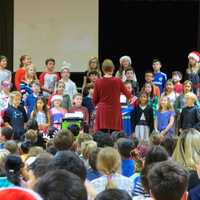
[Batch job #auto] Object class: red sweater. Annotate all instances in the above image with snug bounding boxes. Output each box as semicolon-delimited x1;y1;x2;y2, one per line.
15;68;26;91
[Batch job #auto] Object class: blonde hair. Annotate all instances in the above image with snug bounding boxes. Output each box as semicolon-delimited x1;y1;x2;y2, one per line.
81;140;97;159
73;93;83;100
27;146;44;158
9;91;21;105
24;64;38;83
0;149;10;169
97;147;121;189
25;130;37;144
158;96;173;112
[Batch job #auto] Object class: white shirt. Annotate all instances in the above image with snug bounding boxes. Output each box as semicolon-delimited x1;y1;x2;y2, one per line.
63;79;77;100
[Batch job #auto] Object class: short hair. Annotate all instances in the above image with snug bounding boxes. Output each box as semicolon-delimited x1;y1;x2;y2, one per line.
148;160;189;200
172;71;182;79
125;67;134;74
20;141;32;154
25;130;37;144
28;146;44;158
1;127;13;140
45;58;55;65
161;138;177;157
48;150;86;181
76;133;93;146
93;131;114;147
5;140;18;154
111;131;126;142
145;70;154;75
88;70;99;77
152;59;161;65
95;189;132;200
117;138;135;158
34;169;87;200
0;55;7;62
9;91;21;104
53;129;74;151
89;148;100;171
73;93;83;100
26;119;39;131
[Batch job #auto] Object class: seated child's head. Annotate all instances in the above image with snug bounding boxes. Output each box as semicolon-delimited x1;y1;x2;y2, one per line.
25;129;38;144
125;67;134;81
51;95;63;108
183;80;192;94
111;131;126;143
161;137;177;157
145;70;154;83
150;133;162;146
26;119;39;131
76;133;93;154
89;148;100;171
117;138;135;159
9;91;21;107
124;81;133;94
20;141;32;154
73;93;83;107
88;71;99;83
172;71;182;84
93;131;114;147
185;92;197;107
68;124;80;138
152;59;162;72
30;81;40;95
5;140;19;154
81;140;97;159
0;127;13;141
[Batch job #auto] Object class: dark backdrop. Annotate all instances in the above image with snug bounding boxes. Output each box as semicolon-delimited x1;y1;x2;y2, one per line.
99;0;199;86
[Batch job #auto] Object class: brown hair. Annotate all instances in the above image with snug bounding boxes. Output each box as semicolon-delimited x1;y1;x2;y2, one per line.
32;96;48;119
158;96;173;112
25;130;37;144
20;55;31;67
45;58;55;65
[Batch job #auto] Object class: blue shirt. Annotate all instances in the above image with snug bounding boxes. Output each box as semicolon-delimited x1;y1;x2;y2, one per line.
87;169;101;181
82;96;95;113
153;72;167;93
121;159;135;177
25;93;38;118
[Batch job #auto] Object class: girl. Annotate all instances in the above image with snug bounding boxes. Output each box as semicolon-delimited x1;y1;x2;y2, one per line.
82;57;101;91
143;82;159;119
50;95;67;129
185;51;200;98
15;55;32;91
3;91;28;140
0;55;11;84
124;81;137;107
48;80;71;110
155;96;175;140
91;147;133;196
20;64;38;103
116;55;137;82
31;97;50;133
132;92;154;142
162;79;176;107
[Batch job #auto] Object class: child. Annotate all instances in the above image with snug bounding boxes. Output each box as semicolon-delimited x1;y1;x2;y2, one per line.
82;56;101;90
0;127;13;149
162;79;176;107
60;62;77;100
124;81;137;107
173;92;200;170
3;91;28;140
69;93;89;127
39;58;60;97
144;70;160;97
15;55;32;91
155;96;175;140
25;81;41;118
50;95;67;129
132;92;154;142
142;82;159;119
116;55;137;82
117;138;135;177
172;71;183;96
152;59;167;94
0;55;11;85
48;80;71;110
31;97;50;133
185;51;200;97
125;67;139;96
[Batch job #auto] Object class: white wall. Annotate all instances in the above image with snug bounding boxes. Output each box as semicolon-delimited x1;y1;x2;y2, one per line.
14;0;98;72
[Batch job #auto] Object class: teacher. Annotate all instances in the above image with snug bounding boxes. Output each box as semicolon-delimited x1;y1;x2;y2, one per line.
93;59;132;133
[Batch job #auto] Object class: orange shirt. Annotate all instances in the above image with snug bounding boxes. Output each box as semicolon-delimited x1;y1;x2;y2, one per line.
153;85;160;97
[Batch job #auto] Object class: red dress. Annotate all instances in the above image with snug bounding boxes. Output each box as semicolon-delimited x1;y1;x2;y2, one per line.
93;77;131;131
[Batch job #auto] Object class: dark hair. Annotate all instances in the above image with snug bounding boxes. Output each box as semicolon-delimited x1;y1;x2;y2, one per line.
34;169;87;200
88;70;100;77
148;160;189;200
1;127;13;140
141;146;169;193
26;119;39;131
145;70;154;75
45;58;55;66
117;138;135;158
161;138;177;157
93;131;114;147
111;131;126;142
142;82;155;98
68;124;80;137
89;148;100;171
48;150;86;181
5;154;24;186
95;189;132;200
32;96;48;119
0;55;7;62
20;141;32;154
53;129;74;151
125;67;134;74
152;59;161;65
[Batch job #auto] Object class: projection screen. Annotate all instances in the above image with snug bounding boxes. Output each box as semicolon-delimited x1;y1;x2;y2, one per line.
14;0;98;72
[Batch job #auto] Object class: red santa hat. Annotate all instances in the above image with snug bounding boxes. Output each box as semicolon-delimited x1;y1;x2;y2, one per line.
119;55;132;65
0;187;43;200
188;51;200;62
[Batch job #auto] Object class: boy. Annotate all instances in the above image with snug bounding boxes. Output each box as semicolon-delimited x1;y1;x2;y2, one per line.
87;71;99;85
0;127;13;149
25;81;41;118
125;67;139;96
39;58;60;97
144;70;160;97
172;71;183;96
60;62;77;100
152;59;167;94
148;160;188;200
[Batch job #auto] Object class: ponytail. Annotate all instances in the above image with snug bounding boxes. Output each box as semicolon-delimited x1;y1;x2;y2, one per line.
105;175;116;190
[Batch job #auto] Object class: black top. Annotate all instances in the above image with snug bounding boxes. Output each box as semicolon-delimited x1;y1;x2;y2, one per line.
180;106;200;131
